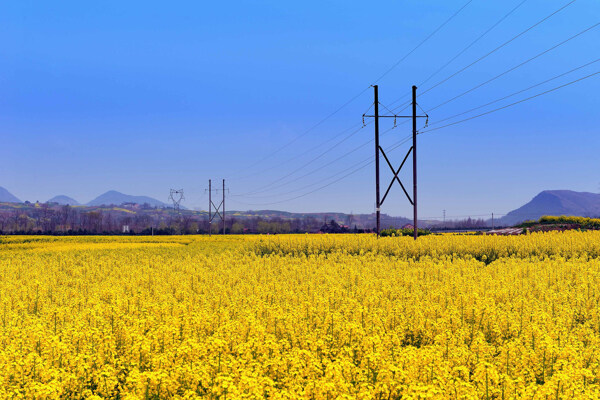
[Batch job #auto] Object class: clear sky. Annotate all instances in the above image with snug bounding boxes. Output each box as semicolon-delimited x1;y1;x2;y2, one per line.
2;0;599;219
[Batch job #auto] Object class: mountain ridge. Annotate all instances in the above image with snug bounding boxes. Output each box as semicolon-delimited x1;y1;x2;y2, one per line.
0;187;21;203
2;187;600;227
499;190;600;225
87;190;168;208
48;195;80;205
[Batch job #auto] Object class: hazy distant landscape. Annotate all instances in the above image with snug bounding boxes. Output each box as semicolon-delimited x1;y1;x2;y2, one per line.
1;185;598;234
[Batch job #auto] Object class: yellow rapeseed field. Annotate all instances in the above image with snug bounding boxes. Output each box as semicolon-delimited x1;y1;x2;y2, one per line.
1;232;599;399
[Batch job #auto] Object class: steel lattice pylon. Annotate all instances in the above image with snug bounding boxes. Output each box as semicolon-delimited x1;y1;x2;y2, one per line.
169;189;185;214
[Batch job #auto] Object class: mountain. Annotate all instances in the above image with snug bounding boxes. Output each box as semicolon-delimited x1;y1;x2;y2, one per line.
0;187;21;203
499;190;600;226
47;195;80;205
87;190;168;208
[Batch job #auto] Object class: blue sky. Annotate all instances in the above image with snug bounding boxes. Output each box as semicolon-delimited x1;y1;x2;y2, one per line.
1;0;599;219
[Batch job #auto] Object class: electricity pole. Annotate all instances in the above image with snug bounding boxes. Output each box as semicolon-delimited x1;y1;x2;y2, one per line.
374;85;381;236
412;85;418;241
364;85;427;239
207;179;226;236
168;189;185;234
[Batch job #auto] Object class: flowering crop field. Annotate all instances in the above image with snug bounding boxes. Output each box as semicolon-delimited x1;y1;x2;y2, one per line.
1;232;600;399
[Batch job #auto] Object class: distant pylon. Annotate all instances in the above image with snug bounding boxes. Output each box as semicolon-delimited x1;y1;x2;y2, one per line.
169;189;185;214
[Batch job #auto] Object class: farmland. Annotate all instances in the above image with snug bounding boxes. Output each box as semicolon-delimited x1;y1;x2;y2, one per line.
1;232;600;398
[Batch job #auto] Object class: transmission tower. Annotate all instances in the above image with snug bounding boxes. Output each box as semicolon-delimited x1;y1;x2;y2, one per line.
206;179;227;235
169;189;185;214
363;85;428;239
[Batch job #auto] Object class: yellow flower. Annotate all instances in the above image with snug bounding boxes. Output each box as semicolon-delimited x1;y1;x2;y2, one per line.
0;231;598;398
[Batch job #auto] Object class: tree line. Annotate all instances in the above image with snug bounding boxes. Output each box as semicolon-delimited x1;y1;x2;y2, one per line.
0;204;367;235
0;203;498;235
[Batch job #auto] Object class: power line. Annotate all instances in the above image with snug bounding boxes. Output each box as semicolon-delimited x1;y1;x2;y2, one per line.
229;159;373;206
233;93;417;197
421;69;600;134
422;213;494;219
232;140;371;197
230;131;414;205
232;116;423;199
231;68;600;205
229;0;552;191
422;208;584;220
389;0;530;108
420;0;577;97
234;124;368;196
234;129;382;197
427;57;600;127
239;0;471;185
228;0;474;180
231;136;378;198
228;1;589;206
230;87;371;180
425;21;600;114
372;0;473;85
391;0;578;111
235;64;596;204
418;0;530;89
236;34;594;200
232;122;371;182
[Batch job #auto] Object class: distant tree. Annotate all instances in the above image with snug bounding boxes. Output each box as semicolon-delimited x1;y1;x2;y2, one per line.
320;219;348;233
210;222;221;234
0;214;7;232
257;221;270;234
231;222;244;234
347;212;355;227
82;211;102;232
103;213;115;233
182;215;194;234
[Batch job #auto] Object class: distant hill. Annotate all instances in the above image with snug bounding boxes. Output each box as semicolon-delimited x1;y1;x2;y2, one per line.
499;190;600;226
87;190;168;208
228;209;412;228
48;195;80;205
0;187;21;203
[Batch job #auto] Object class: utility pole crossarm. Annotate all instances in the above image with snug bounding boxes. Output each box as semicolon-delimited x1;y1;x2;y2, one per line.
363;115;427;118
